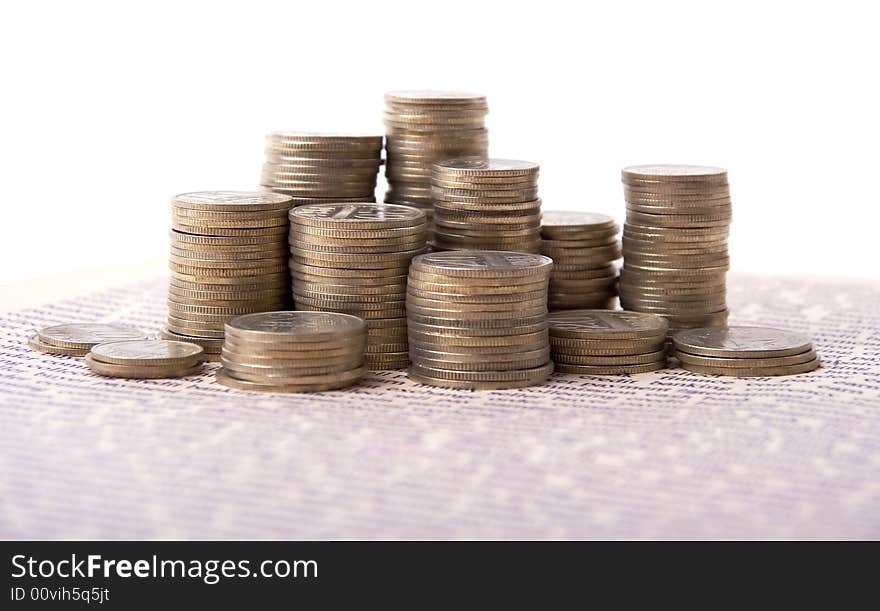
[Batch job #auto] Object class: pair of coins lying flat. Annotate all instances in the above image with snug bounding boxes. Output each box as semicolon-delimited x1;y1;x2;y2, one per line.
383;91;489;235
167;191;294;350
289;203;428;370
540;211;621;311
672;326;820;377
261;132;382;206
548;310;668;374
216;311;367;392
85;340;205;378
29;323;148;357
407;251;554;390
619;165;732;334
430;158;542;253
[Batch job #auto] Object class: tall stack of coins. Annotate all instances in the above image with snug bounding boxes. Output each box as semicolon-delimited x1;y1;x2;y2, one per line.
673;326;820;377
216;312;367;392
548;310;668;375
383;91;489;231
540;212;621;310
85;340;205;379
261;132;382;206
619;165;732;334
289;203;428;370
407;251;554;389
431;159;542;253
165;191;293;359
29;323;147;357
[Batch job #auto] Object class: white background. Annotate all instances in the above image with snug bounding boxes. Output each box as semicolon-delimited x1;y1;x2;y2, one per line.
1;0;878;285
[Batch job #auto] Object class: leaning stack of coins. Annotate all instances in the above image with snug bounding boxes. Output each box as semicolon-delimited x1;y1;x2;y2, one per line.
261;132;382;206
672;326;820;377
407;251;554;389
431;159;542;253
85;340;205;379
29;323;147;357
540;211;621;310
619;165;732;334
383;91;489;232
547;310;668;375
289;203;428;370
166;191;293;358
216;311;367;392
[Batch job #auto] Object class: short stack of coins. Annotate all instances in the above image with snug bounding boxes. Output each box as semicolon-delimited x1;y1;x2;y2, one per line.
216;312;367;392
431;159;542;253
289;203;428;370
407;251;554;389
85;339;205;379
383;91;489;233
261;132;382;206
29;323;147;357
540;211;621;310
619;164;732;334
165;191;293;359
672;326;820;377
548;310;668;374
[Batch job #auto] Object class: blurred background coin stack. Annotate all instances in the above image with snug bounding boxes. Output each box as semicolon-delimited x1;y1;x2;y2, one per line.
431;159;542;253
540;211;621;311
406;251;554;389
383;91;489;238
289;203;428;370
547;310;668;374
261;132;382;206
164;191;293;359
216;311;367;392
672;326;820;377
619;165;732;334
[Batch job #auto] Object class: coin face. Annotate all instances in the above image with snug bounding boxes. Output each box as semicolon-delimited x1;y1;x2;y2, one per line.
622;165;728;180
90;340;204;365
173;191;292;211
541;211;617;230
385;90;487;104
411;251;553;277
547;310;668;339
672;326;814;358
38;323;147;349
226;311;365;338
291;203;426;226
434;158;539;175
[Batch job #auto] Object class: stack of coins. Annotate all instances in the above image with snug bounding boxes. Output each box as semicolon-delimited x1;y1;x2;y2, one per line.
407;251;554;389
29;323;147;357
431;159;542;253
673;326;820;377
261;132;382;206
166;191;293;358
548;310;668;374
216;311;367;392
383;91;489;231
619;165;732;334
85;340;205;379
289;203;428;370
540;211;621;310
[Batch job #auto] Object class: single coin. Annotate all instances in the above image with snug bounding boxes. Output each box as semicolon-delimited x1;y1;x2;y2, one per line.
27;335;89;356
409;361;553;382
678;358;820;377
547;310;668;339
553;350;666;365
220;357;363;376
410;251;552;278
549;335;665;351
621;165;728;183
160;329;224;350
173;191;293;212
555;361;667;375
215;367;363;393
89;340;204;366
38;323;148;349
218;364;367;385
165;322;225;338
433;158;539;177
540;211;618;237
408;329;548;347
672;326;814;358
406;371;549;390
291;203;426;229
84;354;204;379
225;311;365;341
409;321;548;338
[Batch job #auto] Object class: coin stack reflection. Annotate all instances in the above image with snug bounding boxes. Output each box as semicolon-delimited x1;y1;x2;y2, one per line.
540;212;621;311
261;132;382;206
383;91;489;235
548;310;668;375
619;165;732;334
289;203;428;370
216;312;367;392
164;191;293;359
407;251;554;389
431;159;542;253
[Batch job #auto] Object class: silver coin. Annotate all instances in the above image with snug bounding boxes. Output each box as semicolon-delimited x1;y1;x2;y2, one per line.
672;326;814;358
